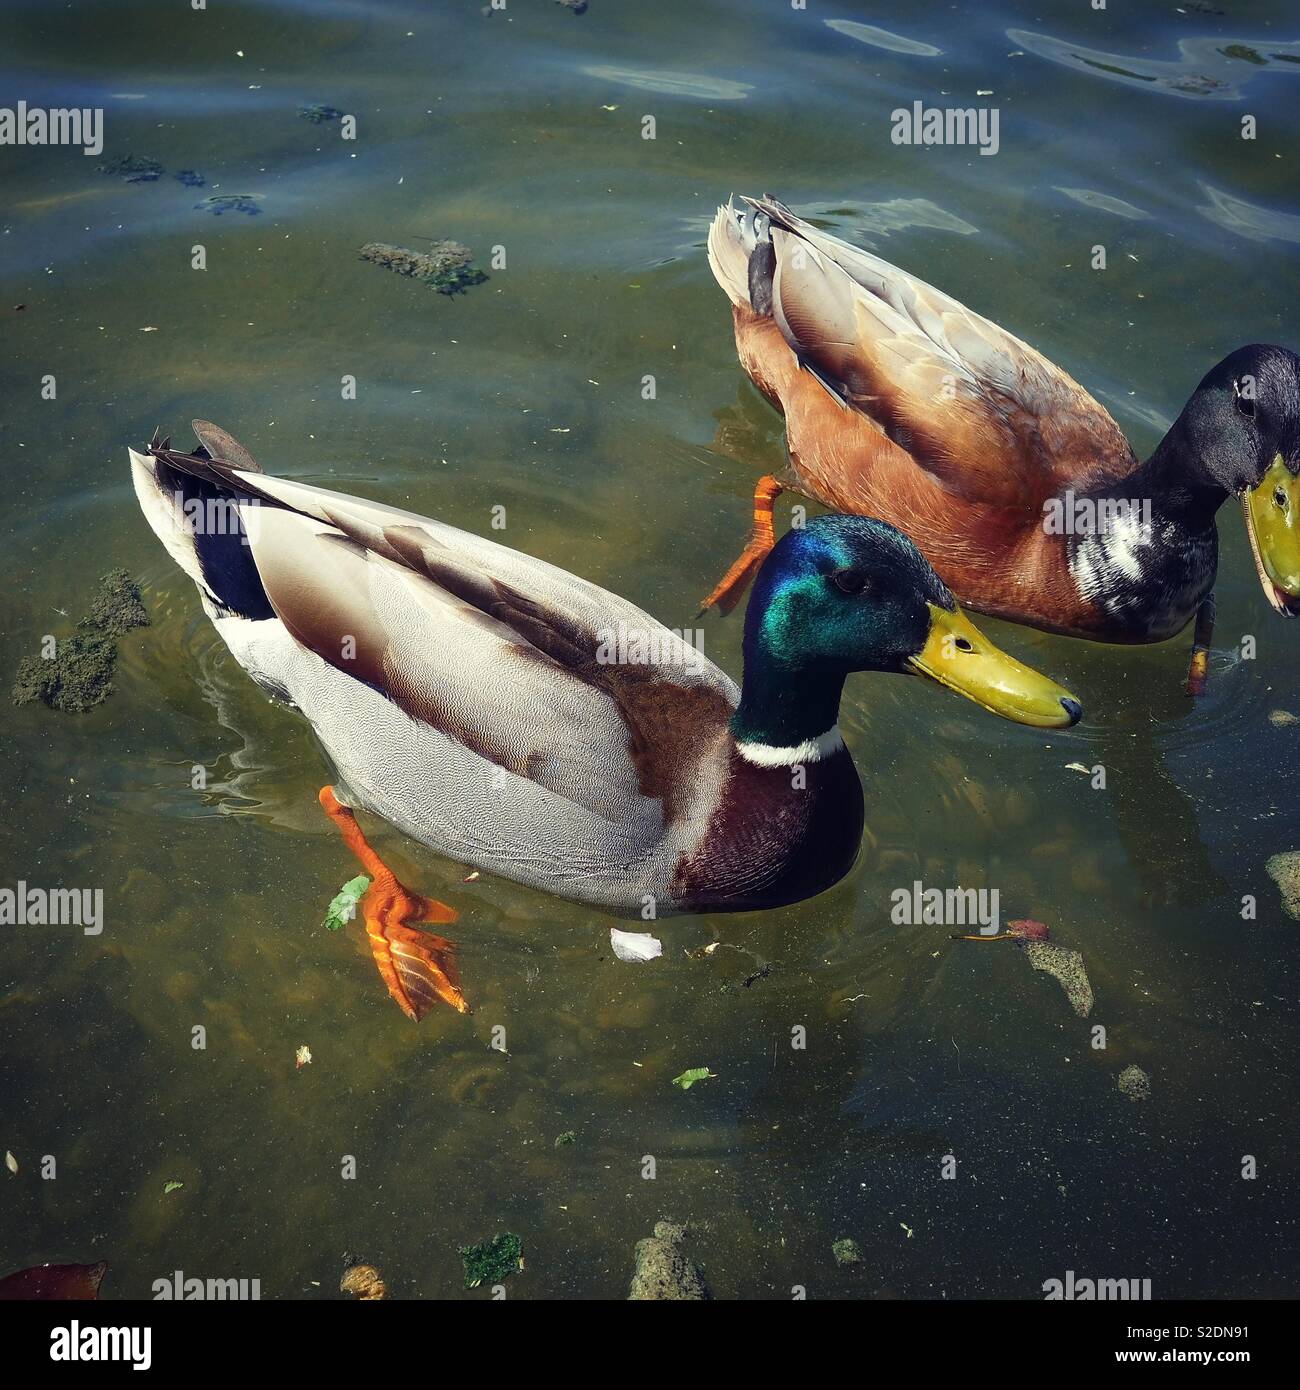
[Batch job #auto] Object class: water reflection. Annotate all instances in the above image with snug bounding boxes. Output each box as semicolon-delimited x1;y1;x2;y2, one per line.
1009;29;1300;101
1198;182;1300;243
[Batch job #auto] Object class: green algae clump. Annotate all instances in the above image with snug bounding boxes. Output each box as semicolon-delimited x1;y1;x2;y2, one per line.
627;1220;710;1301
96;154;163;182
1117;1065;1152;1102
458;1232;523;1289
1266;851;1300;920
832;1237;862;1266
359;240;488;296
1022;940;1094;1018
12;569;149;713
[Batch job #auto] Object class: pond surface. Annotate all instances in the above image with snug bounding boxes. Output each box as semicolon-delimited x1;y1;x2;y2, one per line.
1;0;1298;1299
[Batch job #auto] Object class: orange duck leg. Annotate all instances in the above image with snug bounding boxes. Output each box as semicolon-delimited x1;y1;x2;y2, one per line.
1185;593;1216;698
318;786;468;1018
699;475;785;616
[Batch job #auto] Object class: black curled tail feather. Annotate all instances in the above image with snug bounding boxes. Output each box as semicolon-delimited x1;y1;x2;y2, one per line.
135;421;277;621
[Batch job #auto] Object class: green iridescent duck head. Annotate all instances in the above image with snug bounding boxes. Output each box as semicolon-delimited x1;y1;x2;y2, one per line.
731;515;1081;747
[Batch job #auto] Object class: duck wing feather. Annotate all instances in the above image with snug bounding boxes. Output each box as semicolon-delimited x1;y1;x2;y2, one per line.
153;434;738;839
742;196;1139;510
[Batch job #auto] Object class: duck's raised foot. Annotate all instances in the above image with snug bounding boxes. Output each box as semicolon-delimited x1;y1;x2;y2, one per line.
698;475;785;616
318;786;467;1019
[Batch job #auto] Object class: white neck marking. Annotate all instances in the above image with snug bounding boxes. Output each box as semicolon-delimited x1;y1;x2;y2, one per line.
735;725;845;768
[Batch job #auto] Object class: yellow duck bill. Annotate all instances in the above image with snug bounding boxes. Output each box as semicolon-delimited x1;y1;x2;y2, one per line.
905;603;1083;728
1242;456;1300;618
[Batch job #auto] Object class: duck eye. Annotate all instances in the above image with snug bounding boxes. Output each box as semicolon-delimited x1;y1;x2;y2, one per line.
830;568;868;597
1233;378;1256;420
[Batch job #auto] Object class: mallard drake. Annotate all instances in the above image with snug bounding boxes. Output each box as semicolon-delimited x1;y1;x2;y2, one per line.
704;195;1300;693
130;422;1081;1019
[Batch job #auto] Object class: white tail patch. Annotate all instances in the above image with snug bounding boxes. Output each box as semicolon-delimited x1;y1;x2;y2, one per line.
128;448;211;591
706;201;754;309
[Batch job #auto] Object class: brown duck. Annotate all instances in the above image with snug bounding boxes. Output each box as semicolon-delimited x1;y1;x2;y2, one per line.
704;196;1300;693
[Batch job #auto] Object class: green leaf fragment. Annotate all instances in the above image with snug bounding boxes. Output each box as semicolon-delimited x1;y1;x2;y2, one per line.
163;1181;184;1194
672;1067;716;1090
458;1232;523;1289
323;875;370;931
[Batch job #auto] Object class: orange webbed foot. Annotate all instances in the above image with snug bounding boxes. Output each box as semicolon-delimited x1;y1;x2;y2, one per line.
1184;592;1215;698
698;475;785;616
318;786;468;1019
1185;648;1210;698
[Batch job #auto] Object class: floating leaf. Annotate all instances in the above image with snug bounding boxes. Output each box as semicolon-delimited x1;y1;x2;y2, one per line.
323;875;369;931
672;1067;716;1090
340;1264;387;1299
1065;762;1090;773
163;1180;184;1194
295;1045;313;1069
458;1233;523;1289
4;1151;16;1175
1007;919;1051;942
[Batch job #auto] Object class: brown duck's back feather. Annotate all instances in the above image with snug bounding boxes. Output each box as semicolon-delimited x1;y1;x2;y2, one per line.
732;308;1098;632
741;197;1140;509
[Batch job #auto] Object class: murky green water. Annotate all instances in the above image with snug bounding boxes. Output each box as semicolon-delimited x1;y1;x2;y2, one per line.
2;0;1298;1299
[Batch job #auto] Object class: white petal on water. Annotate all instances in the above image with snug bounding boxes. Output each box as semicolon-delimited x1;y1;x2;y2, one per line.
610;928;663;963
